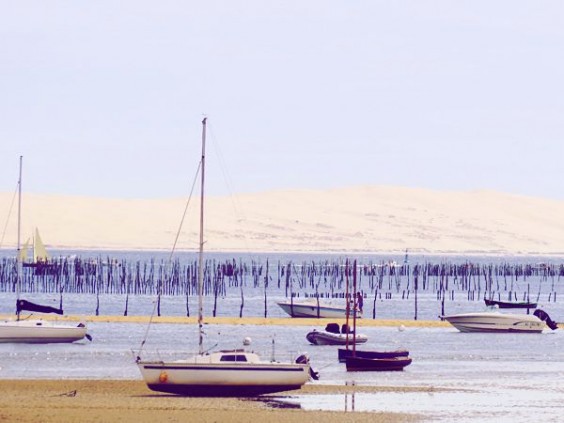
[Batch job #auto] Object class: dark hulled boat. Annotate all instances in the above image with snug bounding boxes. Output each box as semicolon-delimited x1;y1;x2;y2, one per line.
338;347;409;363
345;356;412;372
340;260;412;372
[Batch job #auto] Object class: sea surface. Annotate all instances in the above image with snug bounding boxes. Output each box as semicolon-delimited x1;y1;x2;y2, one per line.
0;250;563;422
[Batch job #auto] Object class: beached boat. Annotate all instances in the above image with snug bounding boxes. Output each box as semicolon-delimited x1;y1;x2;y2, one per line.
306;323;367;346
136;118;312;396
0;156;89;344
0;315;88;344
442;308;558;333
277;298;361;318
484;299;537;309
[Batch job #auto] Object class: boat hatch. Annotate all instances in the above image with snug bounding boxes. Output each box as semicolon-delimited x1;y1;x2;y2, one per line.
220;355;248;362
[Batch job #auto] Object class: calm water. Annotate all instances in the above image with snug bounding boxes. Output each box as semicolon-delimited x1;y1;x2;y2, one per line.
0;321;563;422
1;250;563;421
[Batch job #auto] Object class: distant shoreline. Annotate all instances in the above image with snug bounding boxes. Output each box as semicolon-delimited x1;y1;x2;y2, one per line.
2;247;564;259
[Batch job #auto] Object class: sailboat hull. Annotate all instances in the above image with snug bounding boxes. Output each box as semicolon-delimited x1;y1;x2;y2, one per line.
145;382;304;396
137;360;310;396
0;319;87;343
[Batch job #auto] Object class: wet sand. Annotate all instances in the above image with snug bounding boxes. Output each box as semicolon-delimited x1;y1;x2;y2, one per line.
0;314;451;328
0;380;423;423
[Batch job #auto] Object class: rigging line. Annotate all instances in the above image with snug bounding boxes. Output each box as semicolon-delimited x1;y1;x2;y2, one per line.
168;161;202;262
0;182;18;249
207;122;237;202
207;121;255;261
136;295;159;359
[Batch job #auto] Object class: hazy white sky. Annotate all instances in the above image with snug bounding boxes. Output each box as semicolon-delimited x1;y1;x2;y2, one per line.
1;1;563;199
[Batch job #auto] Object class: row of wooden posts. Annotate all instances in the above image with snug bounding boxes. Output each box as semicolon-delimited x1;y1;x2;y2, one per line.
0;257;560;318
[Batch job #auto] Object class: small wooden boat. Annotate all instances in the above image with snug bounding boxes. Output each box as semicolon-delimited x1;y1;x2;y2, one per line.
338;347;409;363
345;356;412;372
484;299;537;309
340;261;413;372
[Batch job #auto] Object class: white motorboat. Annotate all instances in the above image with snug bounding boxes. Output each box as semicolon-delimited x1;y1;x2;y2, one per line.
136;118;313;396
277;299;361;319
0;157;89;344
306;323;367;345
442;308;558;333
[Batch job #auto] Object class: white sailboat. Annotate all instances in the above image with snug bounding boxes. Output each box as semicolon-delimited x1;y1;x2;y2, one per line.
136;118;313;396
0;156;89;344
21;228;52;270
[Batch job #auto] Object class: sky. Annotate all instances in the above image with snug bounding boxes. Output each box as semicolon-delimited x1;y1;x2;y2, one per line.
0;1;563;200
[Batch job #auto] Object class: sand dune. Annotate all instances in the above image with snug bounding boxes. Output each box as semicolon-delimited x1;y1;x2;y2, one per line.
1;186;563;255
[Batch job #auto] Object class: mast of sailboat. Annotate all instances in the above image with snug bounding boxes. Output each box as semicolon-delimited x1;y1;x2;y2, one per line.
344;259;350;351
16;155;22;320
198;117;207;355
352;259;357;356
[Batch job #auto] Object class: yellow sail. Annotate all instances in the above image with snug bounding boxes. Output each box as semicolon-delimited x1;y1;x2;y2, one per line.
19;238;30;262
33;228;49;262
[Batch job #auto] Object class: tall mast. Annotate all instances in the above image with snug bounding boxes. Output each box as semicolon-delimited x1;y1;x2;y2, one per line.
352;259;357;356
344;259;350;351
16;156;22;319
198;118;207;355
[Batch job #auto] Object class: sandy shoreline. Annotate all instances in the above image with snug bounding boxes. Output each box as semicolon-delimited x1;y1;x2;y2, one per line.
0;314;449;327
0;379;423;423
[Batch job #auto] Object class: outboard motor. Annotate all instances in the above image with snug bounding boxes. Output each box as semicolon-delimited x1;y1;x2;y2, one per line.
295;353;309;364
295;353;320;380
533;309;559;331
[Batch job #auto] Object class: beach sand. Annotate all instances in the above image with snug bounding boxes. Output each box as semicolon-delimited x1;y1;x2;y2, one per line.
0;314;450;328
0;380;423;423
